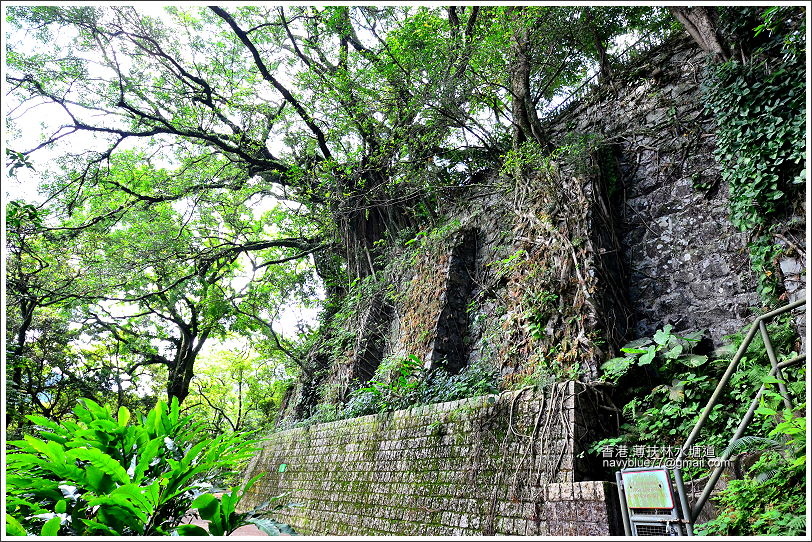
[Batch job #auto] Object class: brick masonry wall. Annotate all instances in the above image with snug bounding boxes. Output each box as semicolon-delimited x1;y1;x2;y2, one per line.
241;382;621;536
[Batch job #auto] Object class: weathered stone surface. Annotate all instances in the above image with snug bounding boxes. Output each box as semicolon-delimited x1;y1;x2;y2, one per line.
774;212;806;352
549;35;763;345
427;229;478;373
240;383;620;536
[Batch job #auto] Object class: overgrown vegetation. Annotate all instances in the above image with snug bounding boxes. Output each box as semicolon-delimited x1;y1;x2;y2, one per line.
595;317;801;465
701;7;806;303
5;397;293;536
496;136;624;385
281;217;474;420
593;316;805;533
348;356;500;416
696;404;806;536
3;5;806;536
288;135;620;420
286;354;500;428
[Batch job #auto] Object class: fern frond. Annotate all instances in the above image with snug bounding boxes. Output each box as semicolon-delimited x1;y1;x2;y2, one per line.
723;435;783;457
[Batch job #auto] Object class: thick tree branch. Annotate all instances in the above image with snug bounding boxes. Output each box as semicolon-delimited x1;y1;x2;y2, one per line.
229;300;312;377
254;242;328;270
192;381;237;431
669;7;731;60
211;6;333;161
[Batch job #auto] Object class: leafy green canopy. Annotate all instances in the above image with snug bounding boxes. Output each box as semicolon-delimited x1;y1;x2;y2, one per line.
5;5;670;230
6;169;317;412
5;5;670;411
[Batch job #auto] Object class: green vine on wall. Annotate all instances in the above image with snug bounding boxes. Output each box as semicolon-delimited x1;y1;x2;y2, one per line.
495;134;623;384
701;27;805;303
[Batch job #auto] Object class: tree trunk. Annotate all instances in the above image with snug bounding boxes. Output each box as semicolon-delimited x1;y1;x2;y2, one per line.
582;8;612;82
595;34;612;81
166;332;208;404
167;353;195;404
338;190;418;281
669;7;731;61
509;16;546;149
7;299;34;428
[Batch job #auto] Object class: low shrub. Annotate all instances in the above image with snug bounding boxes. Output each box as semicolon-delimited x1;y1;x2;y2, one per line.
5;397;293;536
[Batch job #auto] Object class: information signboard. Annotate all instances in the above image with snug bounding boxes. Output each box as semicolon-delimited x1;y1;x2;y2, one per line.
621;468;675;509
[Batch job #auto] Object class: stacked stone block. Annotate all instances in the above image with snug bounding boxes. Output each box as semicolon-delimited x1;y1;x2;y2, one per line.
549;36;762;344
241;383;620;536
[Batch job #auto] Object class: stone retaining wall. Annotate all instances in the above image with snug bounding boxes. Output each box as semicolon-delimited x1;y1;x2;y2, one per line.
549;35;762;344
552;37;759;345
241;382;621;536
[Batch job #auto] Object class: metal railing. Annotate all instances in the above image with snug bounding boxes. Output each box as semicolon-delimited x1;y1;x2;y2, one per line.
672;298;806;535
543;28;679;119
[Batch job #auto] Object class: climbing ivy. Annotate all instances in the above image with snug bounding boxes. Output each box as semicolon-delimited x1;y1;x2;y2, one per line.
703;57;805;231
748;234;786;301
701;30;805;303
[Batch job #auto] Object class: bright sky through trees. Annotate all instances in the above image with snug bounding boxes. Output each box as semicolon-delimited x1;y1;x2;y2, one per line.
4;2;678;413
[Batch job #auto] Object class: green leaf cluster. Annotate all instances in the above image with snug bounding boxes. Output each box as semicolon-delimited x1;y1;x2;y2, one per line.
599;324;707;384
696;401;806;536
594;316;803;481
291;355;500;426
703;57;805;231
696;456;805;535
5;397;263;536
701;16;805;303
342;357;499;418
352;354;426;412
176;477;296;536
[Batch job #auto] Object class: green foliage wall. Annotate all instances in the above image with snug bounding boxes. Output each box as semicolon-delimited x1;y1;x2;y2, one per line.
701;12;806;302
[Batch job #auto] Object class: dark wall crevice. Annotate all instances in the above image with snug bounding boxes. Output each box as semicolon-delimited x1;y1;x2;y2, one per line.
429;229;479;374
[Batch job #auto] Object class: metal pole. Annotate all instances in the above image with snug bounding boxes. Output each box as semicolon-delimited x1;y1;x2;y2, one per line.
615;471;632;536
759;320;793;411
690;354;806;522
677;322;760;459
756;298;805;321
677;300;805;460
691;382;765;522
672;468;694;535
776;354;806;370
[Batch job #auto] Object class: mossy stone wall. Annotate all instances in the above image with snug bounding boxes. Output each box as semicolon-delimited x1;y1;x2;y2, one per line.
241;382;621;535
548;35;762;344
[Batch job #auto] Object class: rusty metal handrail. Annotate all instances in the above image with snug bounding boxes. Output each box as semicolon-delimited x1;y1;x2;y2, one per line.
673;298;806;533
